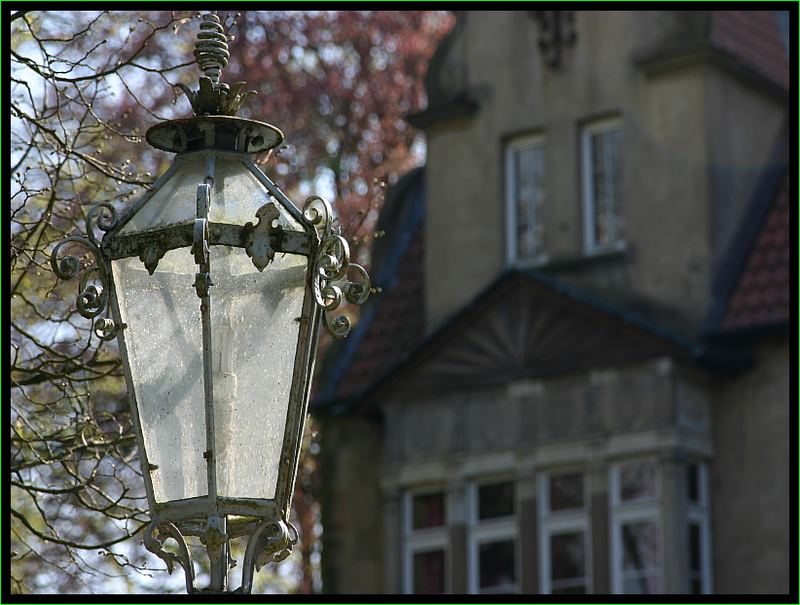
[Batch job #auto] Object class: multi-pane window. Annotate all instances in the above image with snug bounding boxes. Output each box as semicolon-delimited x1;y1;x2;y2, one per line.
469;480;518;594
581;118;624;252
611;459;662;594
686;462;713;594
404;490;448;594
539;471;591;594
505;135;546;264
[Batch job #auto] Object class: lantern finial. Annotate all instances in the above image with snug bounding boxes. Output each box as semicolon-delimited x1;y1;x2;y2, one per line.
194;13;229;87
177;12;256;117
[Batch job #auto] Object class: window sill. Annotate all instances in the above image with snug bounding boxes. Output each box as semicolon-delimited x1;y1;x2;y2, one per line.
508;253;551;270
533;244;629;273
585;240;628;256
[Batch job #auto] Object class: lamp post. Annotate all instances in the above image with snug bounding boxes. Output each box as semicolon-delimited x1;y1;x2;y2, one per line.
49;13;370;593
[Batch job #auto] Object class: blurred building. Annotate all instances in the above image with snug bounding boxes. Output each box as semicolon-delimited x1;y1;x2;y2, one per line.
313;10;790;594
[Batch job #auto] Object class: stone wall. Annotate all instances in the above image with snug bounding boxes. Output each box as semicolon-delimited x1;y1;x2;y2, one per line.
381;358;710;467
318;415;384;594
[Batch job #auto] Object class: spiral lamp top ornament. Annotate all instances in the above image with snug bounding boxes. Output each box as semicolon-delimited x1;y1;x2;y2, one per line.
194;14;229;87
178;13;256;116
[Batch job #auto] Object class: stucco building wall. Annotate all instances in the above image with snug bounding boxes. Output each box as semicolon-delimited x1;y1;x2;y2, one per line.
710;338;790;593
424;11;784;331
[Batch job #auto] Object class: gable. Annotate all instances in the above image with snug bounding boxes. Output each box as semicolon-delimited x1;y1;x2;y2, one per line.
368;271;704;404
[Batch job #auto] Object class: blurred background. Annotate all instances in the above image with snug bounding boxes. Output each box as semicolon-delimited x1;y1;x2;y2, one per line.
10;9;791;595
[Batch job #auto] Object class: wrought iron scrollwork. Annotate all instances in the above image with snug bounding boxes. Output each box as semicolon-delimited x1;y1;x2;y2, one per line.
50;203;124;340
238;519;298;594
303;196;371;338
142;515;297;594
143;520;197;594
531;11;577;69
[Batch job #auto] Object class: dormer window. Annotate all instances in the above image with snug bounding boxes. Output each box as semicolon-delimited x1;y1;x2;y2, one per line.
581;118;624;253
505;134;546;265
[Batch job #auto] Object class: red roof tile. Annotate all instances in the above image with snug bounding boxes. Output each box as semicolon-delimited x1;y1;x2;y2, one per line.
314;169;426;407
720;174;790;331
711;11;789;87
332;222;425;401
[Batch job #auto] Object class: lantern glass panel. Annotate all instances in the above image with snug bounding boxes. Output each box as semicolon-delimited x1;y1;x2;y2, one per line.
209;245;307;500
120;158;208;233
120;153;302;233
112;248;207;503
211;159;302;229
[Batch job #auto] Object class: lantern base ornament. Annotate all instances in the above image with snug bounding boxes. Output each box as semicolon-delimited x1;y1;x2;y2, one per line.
142;514;297;594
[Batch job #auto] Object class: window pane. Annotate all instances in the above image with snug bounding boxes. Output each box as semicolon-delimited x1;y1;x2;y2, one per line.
586;125;623;248
619;460;657;501
549;473;584;511
550;531;585;581
479;539;516;591
591;133;609;247
478;481;515;520
413;549;445;594
512;143;545;260
687;463;700;503
689;522;702;573
609;129;624;241
622;521;659;572
412;492;445;530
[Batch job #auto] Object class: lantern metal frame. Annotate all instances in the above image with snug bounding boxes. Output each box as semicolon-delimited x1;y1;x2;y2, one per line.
48;13;371;594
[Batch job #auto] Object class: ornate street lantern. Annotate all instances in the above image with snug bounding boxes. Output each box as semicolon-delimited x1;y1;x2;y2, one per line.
49;14;370;593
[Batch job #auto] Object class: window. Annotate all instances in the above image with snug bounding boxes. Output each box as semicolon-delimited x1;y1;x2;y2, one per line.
581;118;624;252
505;134;546;264
469;480;518;594
539;471;591;594
686;462;713;594
403;489;448;594
610;459;662;594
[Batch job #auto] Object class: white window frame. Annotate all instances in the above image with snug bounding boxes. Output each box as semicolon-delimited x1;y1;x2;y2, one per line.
467;478;519;594
402;488;449;594
581;117;625;254
538;470;592;594
505;133;548;267
610;459;663;594
686;462;713;594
